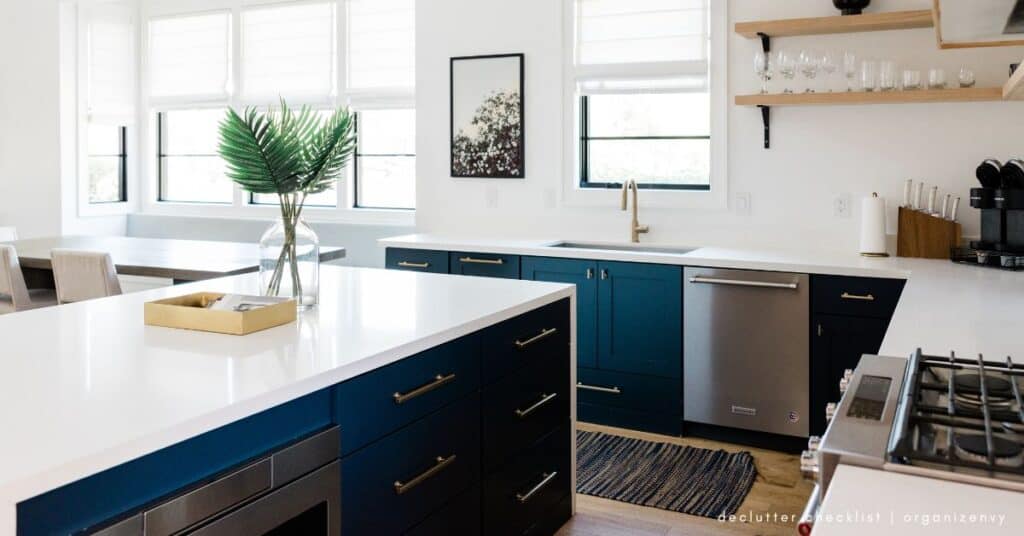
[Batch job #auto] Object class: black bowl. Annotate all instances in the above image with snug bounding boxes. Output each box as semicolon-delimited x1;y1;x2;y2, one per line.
833;0;870;15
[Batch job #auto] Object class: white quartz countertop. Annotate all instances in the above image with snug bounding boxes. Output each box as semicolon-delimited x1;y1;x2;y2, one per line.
813;465;1023;535
380;234;1024;359
0;266;573;533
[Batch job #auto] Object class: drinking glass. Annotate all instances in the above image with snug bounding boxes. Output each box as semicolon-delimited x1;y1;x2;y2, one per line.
843;51;857;91
754;50;770;94
879;60;897;91
928;68;946;89
902;69;922;90
821;50;840;92
958;66;976;88
861;60;878;92
799;50;821;93
777;50;797;93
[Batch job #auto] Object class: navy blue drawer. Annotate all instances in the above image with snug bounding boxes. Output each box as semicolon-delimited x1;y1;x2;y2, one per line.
449;252;521;279
482;298;570;385
335;336;481;456
404;484;481;536
483;426;572;536
482;354;570;472
577;403;680;436
342;393;482;536
577;367;681;416
386;248;450;273
812;275;905;319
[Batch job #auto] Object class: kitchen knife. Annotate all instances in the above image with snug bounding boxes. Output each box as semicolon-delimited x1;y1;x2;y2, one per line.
950;196;960;222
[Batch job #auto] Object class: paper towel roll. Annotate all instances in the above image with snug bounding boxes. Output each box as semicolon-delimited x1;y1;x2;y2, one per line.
860;193;888;257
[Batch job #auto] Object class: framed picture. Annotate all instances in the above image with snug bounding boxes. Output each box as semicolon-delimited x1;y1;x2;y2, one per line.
450;53;525;178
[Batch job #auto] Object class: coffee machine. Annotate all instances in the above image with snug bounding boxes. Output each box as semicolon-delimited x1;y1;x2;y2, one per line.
969;159;1024;256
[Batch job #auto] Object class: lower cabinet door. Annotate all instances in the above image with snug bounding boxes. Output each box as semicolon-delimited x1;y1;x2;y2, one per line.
483;426;572;536
404;485;482;536
576;367;681;436
342;393;482;535
521;256;598;369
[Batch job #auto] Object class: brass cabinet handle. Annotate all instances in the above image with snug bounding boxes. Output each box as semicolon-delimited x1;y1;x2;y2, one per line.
840;292;875;302
514;392;558;418
397;261;430;269
393;373;456;404
516;471;558;503
459;256;504;265
586;268;594;279
515;328;558;349
577;382;622;395
393;454;457;495
600;269;608;280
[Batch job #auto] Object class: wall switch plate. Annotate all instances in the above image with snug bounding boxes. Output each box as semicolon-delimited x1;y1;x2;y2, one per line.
732;192;751;215
834;193;852;218
485;185;499;208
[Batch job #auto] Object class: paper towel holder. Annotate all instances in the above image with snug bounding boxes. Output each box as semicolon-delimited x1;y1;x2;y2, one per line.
861;192;890;258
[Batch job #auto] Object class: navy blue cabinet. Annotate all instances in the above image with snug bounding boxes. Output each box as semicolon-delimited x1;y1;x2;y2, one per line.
597;261;682;379
449;252;521;279
521;257;598;369
386;248;450;273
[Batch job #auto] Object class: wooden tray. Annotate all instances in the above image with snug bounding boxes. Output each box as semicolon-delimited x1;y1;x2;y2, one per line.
144;292;296;335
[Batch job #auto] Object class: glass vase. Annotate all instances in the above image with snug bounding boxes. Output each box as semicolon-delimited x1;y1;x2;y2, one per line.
258;217;320;310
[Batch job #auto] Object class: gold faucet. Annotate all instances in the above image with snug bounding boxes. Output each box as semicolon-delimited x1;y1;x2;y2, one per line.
620;179;649;243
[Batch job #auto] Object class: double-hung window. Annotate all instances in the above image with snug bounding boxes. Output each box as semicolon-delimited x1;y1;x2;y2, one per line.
570;0;713;191
84;1;135;204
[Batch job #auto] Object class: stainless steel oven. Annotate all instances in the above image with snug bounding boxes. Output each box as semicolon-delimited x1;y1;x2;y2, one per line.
86;426;340;536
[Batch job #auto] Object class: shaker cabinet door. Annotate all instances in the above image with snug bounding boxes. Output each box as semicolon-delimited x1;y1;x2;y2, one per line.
521;256;598;369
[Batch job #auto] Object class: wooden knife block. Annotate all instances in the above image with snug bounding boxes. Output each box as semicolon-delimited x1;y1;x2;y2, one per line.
897;206;962;259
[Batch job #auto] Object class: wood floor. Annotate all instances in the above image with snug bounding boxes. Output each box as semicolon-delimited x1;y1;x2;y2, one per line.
557;423;813;536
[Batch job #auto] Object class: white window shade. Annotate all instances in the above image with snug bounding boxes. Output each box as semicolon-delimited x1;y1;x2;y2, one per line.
87;3;135;125
347;0;415;91
241;2;335;102
149;13;230;99
577;0;708;66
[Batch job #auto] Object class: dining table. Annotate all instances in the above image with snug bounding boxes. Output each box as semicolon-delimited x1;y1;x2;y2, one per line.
1;235;346;287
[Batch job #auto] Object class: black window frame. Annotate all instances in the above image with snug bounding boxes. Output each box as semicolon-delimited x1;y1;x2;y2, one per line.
86;125;129;204
352;111;416;211
156;111;232;205
578;95;711;191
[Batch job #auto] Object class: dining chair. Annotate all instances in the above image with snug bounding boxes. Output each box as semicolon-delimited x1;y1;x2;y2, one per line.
51;249;123;304
0;245;57;314
0;226;17;242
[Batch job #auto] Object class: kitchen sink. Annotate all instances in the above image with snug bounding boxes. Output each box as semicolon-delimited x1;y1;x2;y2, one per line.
548;241;697;255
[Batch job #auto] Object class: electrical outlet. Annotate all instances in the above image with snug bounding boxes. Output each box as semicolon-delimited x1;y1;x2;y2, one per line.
732;192;751;215
834;193;852;218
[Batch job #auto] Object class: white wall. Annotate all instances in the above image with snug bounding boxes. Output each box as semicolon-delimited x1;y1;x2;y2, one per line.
416;0;1024;252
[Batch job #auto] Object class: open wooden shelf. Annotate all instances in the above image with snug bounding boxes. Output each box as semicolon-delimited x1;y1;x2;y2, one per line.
735;87;1004;106
1003;61;1024;100
735;10;933;39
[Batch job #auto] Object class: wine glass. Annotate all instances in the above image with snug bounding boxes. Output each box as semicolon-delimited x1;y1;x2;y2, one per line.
821;50;840;92
842;51;857;92
754;50;770;94
958;66;976;88
799;50;821;93
776;50;797;93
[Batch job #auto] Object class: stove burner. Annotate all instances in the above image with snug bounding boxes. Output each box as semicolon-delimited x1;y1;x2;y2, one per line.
953;434;1024;467
953;373;1013;397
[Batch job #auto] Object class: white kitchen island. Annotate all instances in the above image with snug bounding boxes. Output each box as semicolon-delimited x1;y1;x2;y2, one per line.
0;265;576;535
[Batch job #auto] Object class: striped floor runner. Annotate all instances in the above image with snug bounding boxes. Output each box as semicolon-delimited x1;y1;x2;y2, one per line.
576;431;757;518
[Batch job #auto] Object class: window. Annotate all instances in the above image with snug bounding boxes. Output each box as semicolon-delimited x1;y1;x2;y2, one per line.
157;109;232;203
571;0;712;191
148;13;231;100
240;2;336;101
86;125;127;203
354;109;415;209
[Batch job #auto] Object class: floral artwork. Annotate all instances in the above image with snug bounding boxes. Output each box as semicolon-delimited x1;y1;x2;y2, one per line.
450;54;525;178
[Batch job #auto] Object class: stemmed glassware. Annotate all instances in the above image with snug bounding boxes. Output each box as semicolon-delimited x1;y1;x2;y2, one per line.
821;50;840;92
776;50;797;93
754;50;771;94
842;51;857;92
799;50;821;93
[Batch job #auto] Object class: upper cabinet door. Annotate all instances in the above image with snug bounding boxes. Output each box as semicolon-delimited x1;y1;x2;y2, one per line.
597;261;682;378
521;256;598;369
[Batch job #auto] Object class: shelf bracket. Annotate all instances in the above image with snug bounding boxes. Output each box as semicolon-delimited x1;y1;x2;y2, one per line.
757;32;770;53
758;105;770;149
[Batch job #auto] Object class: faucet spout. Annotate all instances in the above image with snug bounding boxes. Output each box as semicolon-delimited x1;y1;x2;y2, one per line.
620;180;649;243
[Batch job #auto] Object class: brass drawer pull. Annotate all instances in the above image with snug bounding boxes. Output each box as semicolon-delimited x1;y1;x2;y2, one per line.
516;471;558;503
397;261;430;269
459;256;505;265
840;292;875;302
393;454;457;495
576;382;622;395
393;373;456;404
514;392;558;418
515;328;558;349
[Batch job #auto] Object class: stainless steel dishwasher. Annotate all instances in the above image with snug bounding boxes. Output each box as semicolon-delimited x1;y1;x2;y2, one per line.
684;267;809;438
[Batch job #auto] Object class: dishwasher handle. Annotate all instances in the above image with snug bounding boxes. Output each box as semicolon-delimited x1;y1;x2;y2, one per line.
688;275;799;290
